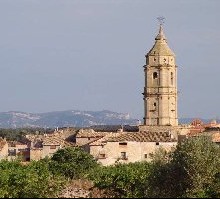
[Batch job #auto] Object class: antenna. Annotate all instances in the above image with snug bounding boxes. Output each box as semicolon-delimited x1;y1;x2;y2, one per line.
157;16;165;26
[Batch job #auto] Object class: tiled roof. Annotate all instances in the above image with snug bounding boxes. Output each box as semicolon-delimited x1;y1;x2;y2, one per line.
0;138;7;151
25;134;44;142
89;132;124;146
89;125;139;132
76;129;109;138
107;131;177;142
43;136;63;145
8;141;27;147
42;136;74;147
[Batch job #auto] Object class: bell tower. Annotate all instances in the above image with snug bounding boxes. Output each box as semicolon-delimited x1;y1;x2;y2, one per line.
143;21;178;126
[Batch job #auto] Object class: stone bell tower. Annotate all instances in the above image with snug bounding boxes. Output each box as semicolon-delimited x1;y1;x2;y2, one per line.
143;23;178;126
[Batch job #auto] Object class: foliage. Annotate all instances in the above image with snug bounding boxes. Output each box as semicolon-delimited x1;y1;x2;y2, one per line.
50;147;99;179
148;136;220;198
1;136;220;198
0;159;65;198
171;136;220;198
150;146;172;165
88;162;152;198
0;128;52;141
88;136;220;198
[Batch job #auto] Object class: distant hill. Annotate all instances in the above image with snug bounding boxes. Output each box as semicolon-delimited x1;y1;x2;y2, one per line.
0;110;214;128
0;110;139;128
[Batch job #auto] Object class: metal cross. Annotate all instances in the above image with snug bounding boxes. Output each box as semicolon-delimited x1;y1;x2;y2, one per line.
157;16;165;25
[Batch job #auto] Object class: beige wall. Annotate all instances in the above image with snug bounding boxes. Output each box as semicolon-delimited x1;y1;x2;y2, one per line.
42;145;61;158
0;142;8;160
90;141;177;166
30;148;43;161
8;144;29;161
76;137;99;146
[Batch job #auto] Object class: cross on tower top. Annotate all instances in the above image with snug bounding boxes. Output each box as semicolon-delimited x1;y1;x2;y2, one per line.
157;16;165;26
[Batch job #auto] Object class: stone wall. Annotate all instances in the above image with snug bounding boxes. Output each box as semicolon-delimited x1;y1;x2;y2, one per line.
42;145;61;158
0;140;8;160
76;137;99;147
90;140;177;166
30;148;43;161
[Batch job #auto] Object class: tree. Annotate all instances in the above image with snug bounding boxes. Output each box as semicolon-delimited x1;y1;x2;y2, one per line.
171;136;220;198
50;147;98;179
0;159;65;198
88;162;152;198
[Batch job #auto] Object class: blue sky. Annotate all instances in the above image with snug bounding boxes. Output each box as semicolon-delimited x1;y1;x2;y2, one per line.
0;0;219;120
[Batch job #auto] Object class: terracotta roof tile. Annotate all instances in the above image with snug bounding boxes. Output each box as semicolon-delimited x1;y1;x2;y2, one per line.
89;132;124;146
107;131;177;142
76;129;109;138
42;136;74;147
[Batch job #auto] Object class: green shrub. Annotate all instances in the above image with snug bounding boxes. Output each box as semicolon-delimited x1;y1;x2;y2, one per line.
50;147;99;179
88;162;152;198
0;159;65;198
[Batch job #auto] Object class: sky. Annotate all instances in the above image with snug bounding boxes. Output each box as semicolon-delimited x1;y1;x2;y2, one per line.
0;0;219;120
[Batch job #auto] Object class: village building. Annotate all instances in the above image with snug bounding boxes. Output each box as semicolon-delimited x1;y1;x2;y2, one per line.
7;141;30;161
89;131;177;166
28;127;76;160
186;119;220;145
75;125;138;153
0;127;78;161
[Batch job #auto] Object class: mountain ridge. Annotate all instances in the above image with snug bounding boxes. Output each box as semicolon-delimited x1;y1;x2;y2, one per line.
0;110;214;128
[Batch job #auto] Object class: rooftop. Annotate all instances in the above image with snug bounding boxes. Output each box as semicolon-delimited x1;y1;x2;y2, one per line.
76;129;109;138
90;131;177;144
147;25;175;57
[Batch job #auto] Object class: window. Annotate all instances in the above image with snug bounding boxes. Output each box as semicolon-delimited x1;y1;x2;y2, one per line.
171;72;174;85
156;142;159;146
121;152;127;160
18;148;28;152
153;72;158;79
99;154;106;159
144;154;148;158
8;149;16;156
119;142;127;146
154;102;156;107
50;145;56;149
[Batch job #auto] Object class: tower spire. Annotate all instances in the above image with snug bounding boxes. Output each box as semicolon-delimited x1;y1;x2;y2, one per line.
156;17;166;40
146;17;174;56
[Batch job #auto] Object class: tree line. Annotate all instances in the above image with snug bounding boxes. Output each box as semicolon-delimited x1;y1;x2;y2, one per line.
0;128;53;141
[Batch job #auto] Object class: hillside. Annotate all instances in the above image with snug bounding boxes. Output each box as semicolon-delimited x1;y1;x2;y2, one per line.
0;110;212;128
0;110;138;128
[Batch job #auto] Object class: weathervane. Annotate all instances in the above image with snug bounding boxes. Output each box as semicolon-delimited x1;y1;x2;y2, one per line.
157;16;165;26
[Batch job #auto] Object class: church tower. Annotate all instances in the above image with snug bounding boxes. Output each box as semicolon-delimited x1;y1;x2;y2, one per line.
143;23;178;126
